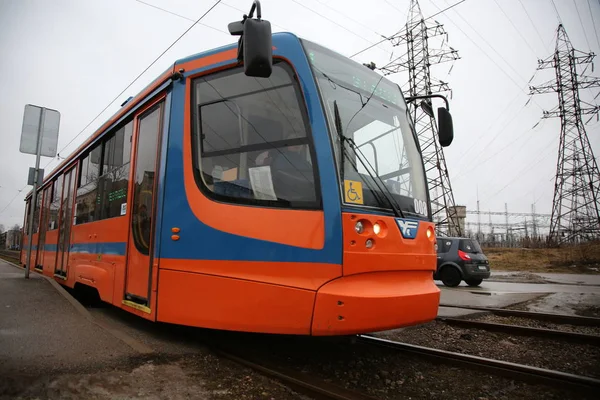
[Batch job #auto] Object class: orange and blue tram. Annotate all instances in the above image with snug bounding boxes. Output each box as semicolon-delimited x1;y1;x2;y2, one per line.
21;8;454;335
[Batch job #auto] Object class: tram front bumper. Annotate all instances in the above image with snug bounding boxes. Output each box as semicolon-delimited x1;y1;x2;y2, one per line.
311;270;439;336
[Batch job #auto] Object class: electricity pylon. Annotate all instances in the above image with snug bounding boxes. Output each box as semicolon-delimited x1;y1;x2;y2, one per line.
529;24;600;245
380;0;462;236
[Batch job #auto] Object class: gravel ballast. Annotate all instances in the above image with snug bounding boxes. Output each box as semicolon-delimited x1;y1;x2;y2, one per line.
375;321;600;379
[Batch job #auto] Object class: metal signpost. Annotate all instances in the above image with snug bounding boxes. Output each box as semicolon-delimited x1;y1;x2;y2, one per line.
19;105;60;278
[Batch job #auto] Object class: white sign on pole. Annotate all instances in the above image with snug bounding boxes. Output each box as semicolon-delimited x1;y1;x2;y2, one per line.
20;104;60;279
19;104;60;157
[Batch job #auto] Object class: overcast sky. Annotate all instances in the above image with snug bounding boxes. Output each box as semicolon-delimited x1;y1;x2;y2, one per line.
1;0;598;230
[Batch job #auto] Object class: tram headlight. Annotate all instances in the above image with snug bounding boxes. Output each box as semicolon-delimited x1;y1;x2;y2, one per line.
427;226;435;241
355;221;364;234
373;223;381;235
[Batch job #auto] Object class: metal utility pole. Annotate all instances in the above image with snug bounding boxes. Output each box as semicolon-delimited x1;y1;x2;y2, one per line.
380;0;461;236
24;109;45;279
531;203;538;239
477;199;481;239
19;104;60;278
530;24;600;245
504;203;510;246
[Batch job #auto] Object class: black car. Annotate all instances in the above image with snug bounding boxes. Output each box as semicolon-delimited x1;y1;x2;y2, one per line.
434;237;490;287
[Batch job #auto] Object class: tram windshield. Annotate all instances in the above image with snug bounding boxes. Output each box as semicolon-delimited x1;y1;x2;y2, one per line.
302;40;429;218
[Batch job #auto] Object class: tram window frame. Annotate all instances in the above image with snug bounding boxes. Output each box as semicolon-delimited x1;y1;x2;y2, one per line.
48;176;62;231
97;121;133;221
75;146;101;225
74;119;133;225
191;61;322;210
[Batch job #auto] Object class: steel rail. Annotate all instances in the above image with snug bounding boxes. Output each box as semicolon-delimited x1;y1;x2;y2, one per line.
437;316;600;345
439;304;600;327
357;335;600;393
0;250;20;263
213;348;378;400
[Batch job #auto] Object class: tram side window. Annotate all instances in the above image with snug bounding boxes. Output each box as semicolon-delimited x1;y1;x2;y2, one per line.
75;146;101;224
97;122;132;220
48;176;62;230
75;121;132;224
192;62;320;209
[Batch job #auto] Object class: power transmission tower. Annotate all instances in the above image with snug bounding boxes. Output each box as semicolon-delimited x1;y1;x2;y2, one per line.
529;24;600;245
380;0;461;236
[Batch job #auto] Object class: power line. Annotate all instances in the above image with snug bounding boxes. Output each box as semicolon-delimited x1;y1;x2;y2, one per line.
511;171;555;206
288;0;392;56
2;0;224;217
453;91;523;169
492;0;538;55
517;0;550;53
0;189;24;216
133;0;228;35
427;0;467;21
220;1;292;33
56;0;223;159
588;0;600;49
349;0;467;59
425;0;544;113
454;111;542;183
312;0;387;39
574;0;592;50
436;0;534;89
550;0;563;24
480;139;559;203
382;0;406;19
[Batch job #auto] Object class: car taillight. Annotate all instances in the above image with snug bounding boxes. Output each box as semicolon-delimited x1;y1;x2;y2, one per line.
458;250;471;260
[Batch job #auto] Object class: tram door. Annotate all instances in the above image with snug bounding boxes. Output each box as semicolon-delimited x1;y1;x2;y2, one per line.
124;102;163;307
35;187;51;270
55;167;76;277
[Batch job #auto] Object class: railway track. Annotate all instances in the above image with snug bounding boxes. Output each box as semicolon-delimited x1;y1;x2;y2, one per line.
214;347;378;400
0;250;20;263
437;316;600;345
439;304;600;326
357;335;600;394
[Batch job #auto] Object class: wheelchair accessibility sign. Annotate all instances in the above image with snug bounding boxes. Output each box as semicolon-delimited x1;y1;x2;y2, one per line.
344;180;363;204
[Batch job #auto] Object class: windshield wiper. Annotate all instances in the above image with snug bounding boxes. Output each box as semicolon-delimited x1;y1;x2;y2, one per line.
333;100;405;219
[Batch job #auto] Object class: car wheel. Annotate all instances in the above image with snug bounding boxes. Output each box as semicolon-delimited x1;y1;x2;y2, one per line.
440;266;461;287
465;278;483;287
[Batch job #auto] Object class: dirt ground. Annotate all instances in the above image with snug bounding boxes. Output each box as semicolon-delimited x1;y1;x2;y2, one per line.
484;242;600;273
1;353;305;400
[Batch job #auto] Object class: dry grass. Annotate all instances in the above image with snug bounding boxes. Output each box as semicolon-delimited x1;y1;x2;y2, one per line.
484;241;600;274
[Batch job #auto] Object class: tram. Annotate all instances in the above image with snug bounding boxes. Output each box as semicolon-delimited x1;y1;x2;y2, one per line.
21;1;454;335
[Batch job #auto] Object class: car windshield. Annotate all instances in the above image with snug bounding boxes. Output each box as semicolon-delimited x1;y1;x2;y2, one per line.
302;39;429;218
459;239;482;253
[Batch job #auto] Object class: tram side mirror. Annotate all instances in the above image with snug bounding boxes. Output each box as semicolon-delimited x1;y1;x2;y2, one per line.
228;1;272;78
242;18;272;77
437;107;454;147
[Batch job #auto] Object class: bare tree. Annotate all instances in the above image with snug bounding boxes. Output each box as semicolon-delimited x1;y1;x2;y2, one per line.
0;224;5;233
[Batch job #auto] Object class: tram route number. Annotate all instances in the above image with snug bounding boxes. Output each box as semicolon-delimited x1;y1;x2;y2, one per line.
414;199;427;216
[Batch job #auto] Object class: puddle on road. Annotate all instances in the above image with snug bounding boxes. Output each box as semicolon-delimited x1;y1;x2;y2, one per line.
512;292;600;316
